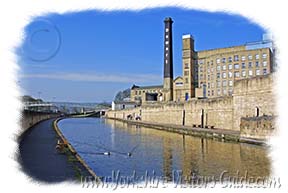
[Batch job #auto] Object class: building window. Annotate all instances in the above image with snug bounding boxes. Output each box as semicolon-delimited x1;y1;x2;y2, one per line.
208;90;210;96
217;89;221;96
182;50;190;57
222;72;227;79
199;60;204;65
242;70;246;77
165;59;168;64
165;35;168;39
248;62;253;68
211;74;214;80
185;78;189;83
211;82;214;88
255;61;260;67
248;70;253;76
222;58;226;63
208;75;210;80
216;58;221;64
228;57;233;62
234;71;240;78
185;93;189;101
228;64;232;70
263;61;267;67
222;80;227;87
200;74;203;80
241;56;246;61
200;66;203;72
223;89;227;95
175;82;183;86
166;47;168;51
248;54;252;60
228;71;233;78
255;54;259;60
217;81;221;87
234;63;239;69
229;80;233;87
184;63;189;69
234;55;239;61
262;53;267;59
228;88;233;95
242;63;246;68
211;90;214;96
208;83;210;89
217;89;221;95
165;28;169;32
256;69;261;75
184;71;189;76
207;68;210;73
263;69;267;75
217;73;220;79
211;67;214;72
165;41;169;45
222;65;226;70
217;65;221;71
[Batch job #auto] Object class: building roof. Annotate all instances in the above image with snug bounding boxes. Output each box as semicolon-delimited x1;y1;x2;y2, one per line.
113;101;137;105
182;34;194;40
196;39;273;54
131;84;140;89
174;76;183;81
131;85;163;90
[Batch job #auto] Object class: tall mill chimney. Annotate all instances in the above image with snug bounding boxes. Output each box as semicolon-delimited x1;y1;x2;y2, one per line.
163;17;173;101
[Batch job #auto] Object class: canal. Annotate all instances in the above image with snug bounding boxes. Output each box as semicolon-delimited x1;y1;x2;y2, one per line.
57;117;271;183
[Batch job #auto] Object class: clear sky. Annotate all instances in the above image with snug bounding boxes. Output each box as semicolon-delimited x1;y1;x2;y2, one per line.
18;8;265;103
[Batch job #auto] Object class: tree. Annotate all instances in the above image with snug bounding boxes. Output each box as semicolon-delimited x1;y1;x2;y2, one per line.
114;88;131;102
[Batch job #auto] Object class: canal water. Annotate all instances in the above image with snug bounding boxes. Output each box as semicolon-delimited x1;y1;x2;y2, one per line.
57;118;271;183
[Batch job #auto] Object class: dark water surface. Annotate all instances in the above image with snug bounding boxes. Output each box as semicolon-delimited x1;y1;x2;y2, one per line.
57;118;271;182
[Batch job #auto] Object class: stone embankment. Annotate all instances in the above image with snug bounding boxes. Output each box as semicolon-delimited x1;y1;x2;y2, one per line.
20;110;60;134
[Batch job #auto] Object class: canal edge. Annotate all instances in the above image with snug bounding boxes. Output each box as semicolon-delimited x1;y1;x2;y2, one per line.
53;117;100;181
105;117;266;146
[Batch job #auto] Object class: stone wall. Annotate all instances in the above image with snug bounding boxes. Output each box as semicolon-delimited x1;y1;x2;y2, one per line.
107;97;234;130
240;116;276;140
106;74;275;136
20;110;60;134
232;74;275;131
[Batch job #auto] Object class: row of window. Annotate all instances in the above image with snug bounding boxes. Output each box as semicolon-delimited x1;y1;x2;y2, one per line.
206;80;233;89
134;89;161;95
198;53;268;65
201;61;268;73
207;88;233;96
164;28;170;64
199;68;268;80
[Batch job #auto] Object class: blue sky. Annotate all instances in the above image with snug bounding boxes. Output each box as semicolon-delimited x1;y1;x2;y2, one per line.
18;8;265;102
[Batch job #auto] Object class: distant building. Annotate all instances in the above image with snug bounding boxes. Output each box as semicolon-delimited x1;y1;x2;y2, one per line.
111;101;138;111
130;17;275;104
181;34;274;100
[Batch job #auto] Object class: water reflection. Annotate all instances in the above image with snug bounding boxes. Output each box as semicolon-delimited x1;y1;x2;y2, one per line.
57;118;270;182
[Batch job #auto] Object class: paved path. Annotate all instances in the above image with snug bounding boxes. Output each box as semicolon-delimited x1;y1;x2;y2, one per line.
18;118;87;183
